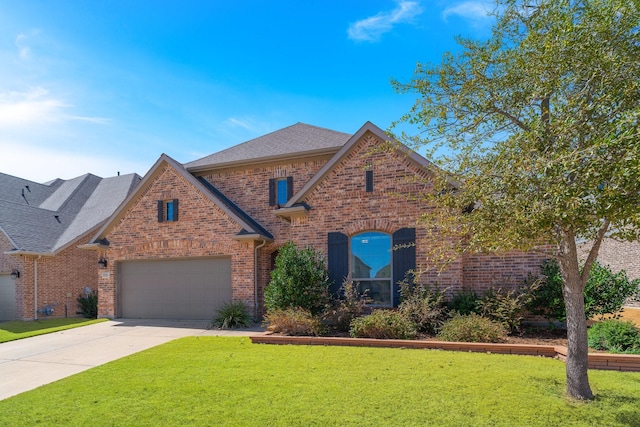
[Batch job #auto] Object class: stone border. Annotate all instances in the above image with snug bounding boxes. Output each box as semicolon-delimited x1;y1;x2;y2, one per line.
250;335;640;372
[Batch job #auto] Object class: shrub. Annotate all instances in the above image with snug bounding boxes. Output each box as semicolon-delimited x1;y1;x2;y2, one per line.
437;313;507;343
586;263;640;318
211;302;253;329
323;278;371;332
263;308;324;336
588;319;640;354
476;287;533;334
448;288;480;315
398;280;448;334
77;290;98;319
349;310;417;340
527;259;640;321
264;242;331;315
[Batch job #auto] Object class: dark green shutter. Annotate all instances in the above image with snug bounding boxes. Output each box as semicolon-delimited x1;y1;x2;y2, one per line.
286;176;294;201
269;178;276;206
365;170;374;192
328;232;349;296
172;199;179;221
392;228;416;307
157;200;164;222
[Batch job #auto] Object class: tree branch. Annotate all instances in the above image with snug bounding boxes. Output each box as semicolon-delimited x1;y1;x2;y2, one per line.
580;219;611;287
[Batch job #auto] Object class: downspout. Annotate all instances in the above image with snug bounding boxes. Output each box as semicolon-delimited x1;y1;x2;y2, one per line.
34;256;41;320
254;239;267;319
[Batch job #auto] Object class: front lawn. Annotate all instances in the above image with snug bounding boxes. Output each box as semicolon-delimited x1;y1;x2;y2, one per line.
0;318;106;343
1;337;639;426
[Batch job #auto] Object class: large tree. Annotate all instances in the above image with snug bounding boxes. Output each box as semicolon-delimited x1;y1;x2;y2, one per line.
392;0;640;400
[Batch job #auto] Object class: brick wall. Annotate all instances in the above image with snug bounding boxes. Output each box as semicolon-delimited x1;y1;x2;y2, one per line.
578;239;640;280
198;155;331;243
100;165;257;318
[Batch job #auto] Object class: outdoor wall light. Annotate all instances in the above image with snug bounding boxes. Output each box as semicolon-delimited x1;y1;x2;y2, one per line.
10;269;20;279
98;257;108;268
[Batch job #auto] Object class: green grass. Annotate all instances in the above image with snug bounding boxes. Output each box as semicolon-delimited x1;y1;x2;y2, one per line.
1;337;639;426
0;318;106;343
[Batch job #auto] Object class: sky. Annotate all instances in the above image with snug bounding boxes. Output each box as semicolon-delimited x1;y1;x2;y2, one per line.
0;1;494;183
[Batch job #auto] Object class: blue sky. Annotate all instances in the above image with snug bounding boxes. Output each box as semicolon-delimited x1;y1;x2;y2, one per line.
0;1;493;182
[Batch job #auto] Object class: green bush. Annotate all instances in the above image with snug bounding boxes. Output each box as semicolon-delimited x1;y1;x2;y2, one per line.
77;290;98;319
322;278;371;332
476;287;533;334
448;288;480;315
349;310;417;340
211;302;253;329
263;308;324;336
437;313;507;343
264;242;331;315
527;259;640;321
398;280;448;334
588;319;640;354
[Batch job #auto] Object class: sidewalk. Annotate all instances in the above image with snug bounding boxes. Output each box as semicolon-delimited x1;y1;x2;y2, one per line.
0;319;264;400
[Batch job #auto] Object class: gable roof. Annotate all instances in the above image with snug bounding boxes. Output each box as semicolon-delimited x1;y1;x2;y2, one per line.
186;123;351;171
283;121;442;208
0;171;141;255
89;154;273;244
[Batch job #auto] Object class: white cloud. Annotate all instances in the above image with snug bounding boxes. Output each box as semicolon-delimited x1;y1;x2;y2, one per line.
226;117;253;130
0;87;109;128
14;30;41;60
442;1;494;26
348;1;423;42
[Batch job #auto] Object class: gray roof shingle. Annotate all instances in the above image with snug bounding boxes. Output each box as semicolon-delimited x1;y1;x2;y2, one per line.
185;123;351;170
0;172;141;254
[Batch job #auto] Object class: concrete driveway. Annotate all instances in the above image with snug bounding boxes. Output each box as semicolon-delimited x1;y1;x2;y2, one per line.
0;319;264;401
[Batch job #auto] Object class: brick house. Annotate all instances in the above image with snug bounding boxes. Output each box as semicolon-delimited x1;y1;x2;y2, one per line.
0;172;140;320
85;122;547;320
578;240;640;281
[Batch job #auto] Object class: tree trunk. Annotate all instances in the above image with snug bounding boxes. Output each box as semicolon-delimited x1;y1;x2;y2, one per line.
558;229;594;400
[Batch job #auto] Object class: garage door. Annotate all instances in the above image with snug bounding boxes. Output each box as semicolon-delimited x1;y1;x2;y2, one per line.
119;258;232;320
0;274;16;321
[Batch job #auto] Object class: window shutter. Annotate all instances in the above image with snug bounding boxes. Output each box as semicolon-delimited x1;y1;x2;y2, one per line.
327;232;349;296
157;200;164;222
365;170;374;192
392;228;416;307
172;199;179;221
286;176;294;201
269;178;276;206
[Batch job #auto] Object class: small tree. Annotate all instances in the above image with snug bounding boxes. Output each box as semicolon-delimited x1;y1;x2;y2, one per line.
393;0;640;399
264;242;331;315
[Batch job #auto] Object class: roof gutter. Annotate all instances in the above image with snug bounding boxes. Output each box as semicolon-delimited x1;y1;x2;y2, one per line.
3;250;55;257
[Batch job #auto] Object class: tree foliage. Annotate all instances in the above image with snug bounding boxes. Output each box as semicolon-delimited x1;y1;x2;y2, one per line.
393;0;640;400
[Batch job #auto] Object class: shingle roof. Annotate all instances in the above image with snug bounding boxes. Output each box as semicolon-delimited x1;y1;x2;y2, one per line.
185;123;351;171
0;172;141;254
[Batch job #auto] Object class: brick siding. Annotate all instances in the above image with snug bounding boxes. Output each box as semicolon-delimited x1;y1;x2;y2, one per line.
1;231;99;320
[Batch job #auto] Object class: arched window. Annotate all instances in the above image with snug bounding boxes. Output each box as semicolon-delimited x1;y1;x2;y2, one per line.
350;231;391;306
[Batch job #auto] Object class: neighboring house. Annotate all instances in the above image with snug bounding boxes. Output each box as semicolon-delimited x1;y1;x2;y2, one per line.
84;121;548;320
578;239;640;281
0;172;140;320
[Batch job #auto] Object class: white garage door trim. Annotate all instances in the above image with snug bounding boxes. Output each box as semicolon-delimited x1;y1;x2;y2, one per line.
118;257;232;320
0;274;16;321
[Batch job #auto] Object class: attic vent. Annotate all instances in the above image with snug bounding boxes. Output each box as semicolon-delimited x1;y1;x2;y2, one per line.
54;215;61;223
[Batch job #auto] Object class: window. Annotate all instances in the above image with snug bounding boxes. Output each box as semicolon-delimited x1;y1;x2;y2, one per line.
269;176;293;206
157;199;179;222
350;231;391;306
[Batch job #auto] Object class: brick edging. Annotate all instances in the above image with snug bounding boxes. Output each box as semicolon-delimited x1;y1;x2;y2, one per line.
250;335;640;372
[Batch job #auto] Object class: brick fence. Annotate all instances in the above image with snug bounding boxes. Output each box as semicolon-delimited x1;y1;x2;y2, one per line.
250;335;640;372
